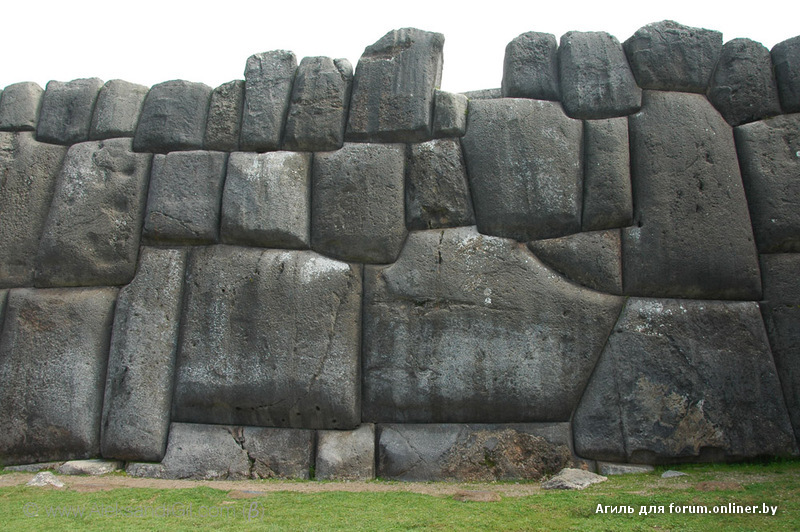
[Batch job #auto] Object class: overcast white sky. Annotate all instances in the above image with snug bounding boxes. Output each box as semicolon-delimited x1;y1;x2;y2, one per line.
1;1;797;94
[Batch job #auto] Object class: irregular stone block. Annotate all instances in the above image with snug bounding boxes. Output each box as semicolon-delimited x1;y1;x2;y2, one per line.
623;91;762;300
316;424;375;480
240;50;297;152
58;459;123;475
573;298;797;463
283;57;352;152
243;427;314;479
0;287;117;465
582;117;632;231
0;82;43;131
27;472;65;488
101;248;187;462
204;80;244;151
558;31;641;119
432;90;468;137
501;32;560;100
461;99;583;241
363;227;623;423
89;80;148;140
36;78;103;145
143;150;228;244
311;143;406;263
623;20;723;93
708;38;782;126
34;139;152;287
405;139;474;230
0;133;67;287
221;151;311;248
347;28;444;142
173;246;362;429
133;80;212;153
541;468;607;490
772;36;800;113
462;88;501;100
734;114;800;252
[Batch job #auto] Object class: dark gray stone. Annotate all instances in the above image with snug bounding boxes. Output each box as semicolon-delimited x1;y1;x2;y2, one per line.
772;36;800;113
143;150;228;244
204;80;244;151
432;90;468;137
541;468;607;490
623;91;762;300
0;287;117;466
240;50;297;152
462;88;501;100
708;38;782;126
221;151;311;248
58;459;123;475
34;138;152;287
0;82;43;131
36;78;103;145
89;80;148;140
461;99;583;241
558;31;641;119
734;114;800;252
316;424;375;480
4;461;63;473
582;117;632;231
362;227;623;423
347;28;444;142
0;290;6;326
405;139;474;230
501;32;560;100
573;298;797;463
101;248;187;462
283;57;352;152
623;20;723;93
173;246;362;429
311;143;406;263
243;427;314;479
133;80;212;153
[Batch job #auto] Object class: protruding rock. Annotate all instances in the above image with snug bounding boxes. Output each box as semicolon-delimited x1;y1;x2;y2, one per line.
36;78;103;145
541;468;607;490
432;90;468;137
501;32;560;100
204;80;244;151
27;472;65;488
90;79;148;140
772;36;800;113
244;427;314;479
133;80;212;153
582;117;632;231
58;459;123;475
462;88;501;100
316;424;375;480
0;82;43;131
240;50;297;152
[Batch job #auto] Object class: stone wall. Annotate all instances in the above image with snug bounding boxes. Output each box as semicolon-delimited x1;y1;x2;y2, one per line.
1;21;799;480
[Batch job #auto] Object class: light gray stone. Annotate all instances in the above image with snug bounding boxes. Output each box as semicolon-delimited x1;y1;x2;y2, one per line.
0;82;43;131
240;50;297;152
582;117;632;231
772;36;800;113
89;80;148;140
432;90;468;137
204;80;244;151
243;427;314;479
662;470;688;478
316;424;375;480
597;462;654;475
541;468;607;490
57;459;123;475
36;78;103;144
501;32;560;100
133;80;212;153
27;471;65;488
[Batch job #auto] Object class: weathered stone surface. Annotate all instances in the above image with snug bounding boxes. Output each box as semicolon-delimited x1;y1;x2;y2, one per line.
0;287;117;465
204;80;244;151
405;139;474;230
89;80;148;140
501;32;560;100
283;57;352;152
0;133;67;287
432;90;468;137
0;82;43;131
240;50;297;152
311;143;406;263
133;80;212;153
623;91;761;299
597;462;654;475
573;298;797;463
34;139;152;287
173;246;362;429
27;472;65;488
541;468;607;490
0;290;6;325
36;78;103;145
662;470;688;478
461;99;583;241
363;227;623;423
221;151;311;248
623;20;723;93
772;36;800;113
58;459;123;475
101;248;187;462
143;150;228;244
347;28;444;142
462;88;501;100
708;38;782;126
4;462;63;472
243;427;314;479
316;424;375;480
734;114;800;252
558;31;641;119
528;229;623;295
582;117;632;231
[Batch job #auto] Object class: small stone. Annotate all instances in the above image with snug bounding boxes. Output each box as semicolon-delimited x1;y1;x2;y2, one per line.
204;80;244;151
57;459;123;476
133;80;212;153
0;82;43;131
541;468;607;490
771;36;800;113
37;78;103;145
432;90;468;137
90;79;148;140
27;472;65;488
661;470;688;478
597;462;654;475
501;32;560;100
240;50;297;152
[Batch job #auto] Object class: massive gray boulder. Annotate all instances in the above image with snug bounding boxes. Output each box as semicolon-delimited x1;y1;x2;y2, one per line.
36;78;103;145
772;36;800;113
501;32;560;100
0;82;43;131
204;80;244;151
582;117;632;231
89;80;148;140
133;80;212;153
316;424;375;480
432;90;468;137
244;427;314;479
240;50;297;152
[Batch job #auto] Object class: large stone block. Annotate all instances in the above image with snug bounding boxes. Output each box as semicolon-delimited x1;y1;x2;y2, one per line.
460;99;583;241
362;227;623;423
36;78;103;145
240;50;297;152
772;36;800;113
34;138;153;287
133;80;212;153
204;80;244;151
244;427;314;479
0;287;117;465
0;82;43;131
316;424;375;480
90;80;148;140
582;117;632;231
501;32;560;100
432;90;468;137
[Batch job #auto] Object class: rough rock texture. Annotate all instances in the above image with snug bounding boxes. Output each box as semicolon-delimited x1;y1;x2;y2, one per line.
5;462;63;473
27;472;65;488
316;424;375;480
0;290;6;326
0;287;117;465
58;459;123;475
501;32;560;100
707;38;782;126
734;114;800;252
34;139;153;287
582;117;633;231
101;248;187;462
221;151;311;248
573;298;797;463
772;36;800;113
347;28;444;142
362;227;623;422
133;80;212;153
283;56;353;152
243;427;314;479
0;82;43;131
597;462;654;475
623;91;762;300
432;90;468;137
461;99;582;241
89;79;148;140
143;150;228;244
558;31;641;119
173;246;362;429
623;20;723;93
405;139;474;230
0;133;67;287
311;143;406;263
36;78;103;145
204;80;244;151
462;88;501;100
541;468;607;490
240;50;297;152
